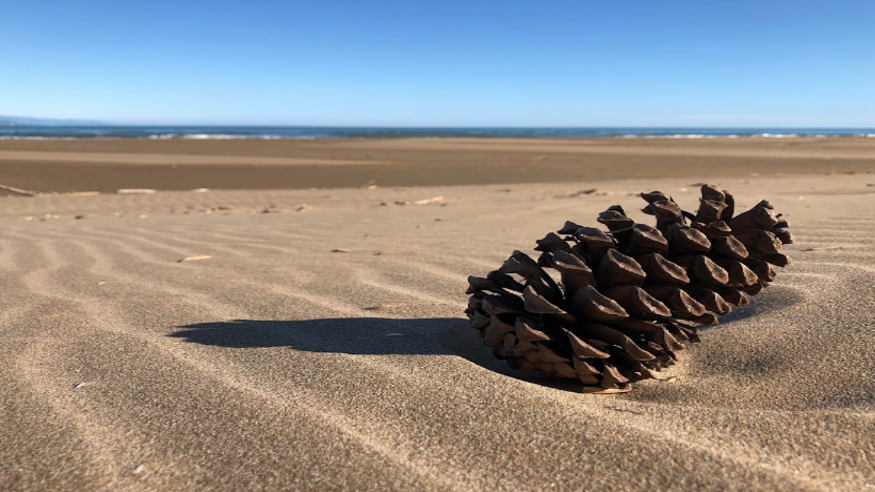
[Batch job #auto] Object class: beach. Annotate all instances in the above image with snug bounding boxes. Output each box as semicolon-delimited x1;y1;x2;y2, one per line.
1;138;873;491
1;137;874;193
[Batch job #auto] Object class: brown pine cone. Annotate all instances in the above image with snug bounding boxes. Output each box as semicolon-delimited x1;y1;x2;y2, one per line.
465;184;792;390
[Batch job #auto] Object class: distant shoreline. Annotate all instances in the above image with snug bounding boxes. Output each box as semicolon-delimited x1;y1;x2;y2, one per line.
1;137;873;194
4;135;875;141
1;125;874;141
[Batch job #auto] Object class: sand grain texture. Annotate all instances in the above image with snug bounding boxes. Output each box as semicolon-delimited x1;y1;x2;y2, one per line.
1;172;873;491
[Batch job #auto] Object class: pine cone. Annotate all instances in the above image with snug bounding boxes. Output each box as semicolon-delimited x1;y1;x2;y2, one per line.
465;184;792;390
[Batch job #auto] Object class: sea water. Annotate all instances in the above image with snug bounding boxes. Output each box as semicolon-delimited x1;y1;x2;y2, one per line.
1;125;873;140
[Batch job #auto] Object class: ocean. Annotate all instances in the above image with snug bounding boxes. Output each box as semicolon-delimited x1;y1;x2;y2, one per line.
1;125;874;140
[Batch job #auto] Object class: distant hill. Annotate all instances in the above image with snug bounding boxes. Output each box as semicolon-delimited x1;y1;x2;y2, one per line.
0;116;106;126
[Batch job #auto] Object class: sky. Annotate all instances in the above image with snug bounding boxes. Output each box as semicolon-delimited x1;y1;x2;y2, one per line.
1;0;873;127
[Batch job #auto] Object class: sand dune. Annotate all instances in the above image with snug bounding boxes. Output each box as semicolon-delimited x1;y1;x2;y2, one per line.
1;174;873;491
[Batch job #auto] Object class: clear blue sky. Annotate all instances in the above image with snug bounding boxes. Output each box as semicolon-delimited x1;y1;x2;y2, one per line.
2;0;873;127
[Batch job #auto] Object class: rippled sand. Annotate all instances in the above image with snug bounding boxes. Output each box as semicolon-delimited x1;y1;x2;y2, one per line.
1;174;873;491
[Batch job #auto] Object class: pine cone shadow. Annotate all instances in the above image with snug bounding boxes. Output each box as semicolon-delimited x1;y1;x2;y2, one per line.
171;317;571;387
699;285;804;329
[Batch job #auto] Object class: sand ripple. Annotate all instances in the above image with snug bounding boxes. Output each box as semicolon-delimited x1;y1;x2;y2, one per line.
1;176;873;491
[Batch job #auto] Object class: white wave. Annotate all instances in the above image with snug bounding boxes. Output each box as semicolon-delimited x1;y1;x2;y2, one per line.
622;134;735;139
145;133;289;140
181;134;287;140
615;132;875;139
182;133;240;140
0;136;122;140
755;133;799;138
0;134;292;140
0;136;74;140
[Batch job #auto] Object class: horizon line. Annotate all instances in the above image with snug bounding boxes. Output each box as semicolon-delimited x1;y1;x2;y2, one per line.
3;120;875;130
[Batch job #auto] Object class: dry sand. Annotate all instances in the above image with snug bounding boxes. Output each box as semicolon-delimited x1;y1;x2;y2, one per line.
1;139;874;491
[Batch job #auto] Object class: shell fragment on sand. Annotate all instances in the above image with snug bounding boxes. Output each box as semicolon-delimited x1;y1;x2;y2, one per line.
0;183;40;196
581;386;632;394
117;188;157;195
63;191;101;197
39;312;67;319
414;196;445;205
178;255;213;263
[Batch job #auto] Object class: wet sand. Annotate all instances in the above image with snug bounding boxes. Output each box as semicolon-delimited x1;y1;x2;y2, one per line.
0;137;873;193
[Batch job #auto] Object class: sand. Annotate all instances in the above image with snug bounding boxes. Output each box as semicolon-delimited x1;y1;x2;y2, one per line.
1;139;874;491
1;137;874;193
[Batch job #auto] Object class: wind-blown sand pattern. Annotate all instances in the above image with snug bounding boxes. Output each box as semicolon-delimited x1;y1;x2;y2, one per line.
1;174;873;491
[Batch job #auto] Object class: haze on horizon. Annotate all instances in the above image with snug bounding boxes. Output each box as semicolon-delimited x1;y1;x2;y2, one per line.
2;0;873;128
